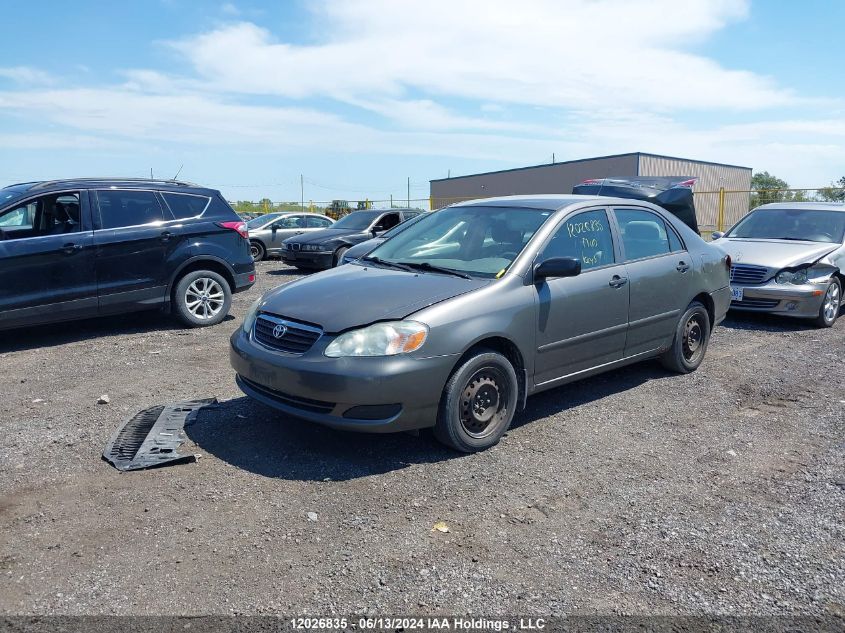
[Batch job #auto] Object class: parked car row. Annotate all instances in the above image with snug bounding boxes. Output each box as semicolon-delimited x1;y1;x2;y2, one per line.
2;177;842;453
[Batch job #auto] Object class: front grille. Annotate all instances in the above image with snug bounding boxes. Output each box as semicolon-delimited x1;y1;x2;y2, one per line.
286;243;301;251
240;377;335;414
730;264;769;284
731;298;780;309
253;313;322;354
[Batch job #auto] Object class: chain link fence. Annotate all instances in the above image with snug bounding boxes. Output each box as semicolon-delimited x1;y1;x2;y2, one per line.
231;187;845;240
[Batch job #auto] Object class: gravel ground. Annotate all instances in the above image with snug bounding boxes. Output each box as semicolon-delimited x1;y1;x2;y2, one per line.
0;260;843;617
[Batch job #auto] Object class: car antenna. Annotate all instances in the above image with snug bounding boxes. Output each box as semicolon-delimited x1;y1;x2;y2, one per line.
172;164;184;181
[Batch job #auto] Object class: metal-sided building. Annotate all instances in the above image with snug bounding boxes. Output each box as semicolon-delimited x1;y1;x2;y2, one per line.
430;152;752;230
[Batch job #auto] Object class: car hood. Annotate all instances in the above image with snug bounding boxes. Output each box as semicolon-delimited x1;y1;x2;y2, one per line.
715;238;839;269
286;228;366;245
259;264;490;332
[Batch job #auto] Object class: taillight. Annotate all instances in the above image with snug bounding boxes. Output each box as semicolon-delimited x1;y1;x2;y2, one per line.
217;221;248;239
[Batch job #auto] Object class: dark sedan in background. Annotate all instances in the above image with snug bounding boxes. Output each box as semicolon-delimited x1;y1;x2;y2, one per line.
281;208;424;269
712;202;845;327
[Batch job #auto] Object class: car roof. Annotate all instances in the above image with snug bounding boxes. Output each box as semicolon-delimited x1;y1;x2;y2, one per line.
2;178;217;195
450;194;651;211
754;202;845;212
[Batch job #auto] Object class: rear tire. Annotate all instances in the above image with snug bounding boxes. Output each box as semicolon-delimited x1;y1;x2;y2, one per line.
333;246;349;267
173;270;232;328
434;349;518;452
660;301;711;374
812;277;841;328
250;241;265;262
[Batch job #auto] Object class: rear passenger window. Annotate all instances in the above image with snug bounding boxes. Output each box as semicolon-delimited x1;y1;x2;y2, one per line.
668;225;684;252
541;209;615;270
161;192;210;219
615;208;672;261
97;190;164;229
307;216;332;228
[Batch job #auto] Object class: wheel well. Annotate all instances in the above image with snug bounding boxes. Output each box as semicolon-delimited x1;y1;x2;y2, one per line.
692;292;715;330
171;260;235;300
456;336;527;410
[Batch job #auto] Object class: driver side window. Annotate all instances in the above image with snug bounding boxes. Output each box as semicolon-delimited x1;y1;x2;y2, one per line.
541;209;615;270
0;192;83;240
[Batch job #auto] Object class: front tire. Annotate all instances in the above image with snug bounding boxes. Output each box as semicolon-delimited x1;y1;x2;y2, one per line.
660;301;711;374
813;278;841;328
250;241;266;262
434;349;518;452
333;246;349;267
173;270;232;327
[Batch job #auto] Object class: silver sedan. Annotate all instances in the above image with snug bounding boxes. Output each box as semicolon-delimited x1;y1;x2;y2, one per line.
712;202;845;327
245;212;334;261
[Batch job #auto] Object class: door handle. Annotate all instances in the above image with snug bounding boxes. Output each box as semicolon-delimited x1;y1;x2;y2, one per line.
160;230;173;242
676;261;690;273
608;275;628;288
62;243;82;255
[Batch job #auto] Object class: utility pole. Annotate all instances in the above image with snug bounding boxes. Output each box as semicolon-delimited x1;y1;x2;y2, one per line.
552;153;555;164
300;174;304;212
407;177;410;208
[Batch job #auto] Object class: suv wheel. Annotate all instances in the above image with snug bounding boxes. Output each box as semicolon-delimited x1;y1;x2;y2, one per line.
250;241;265;262
660;301;711;373
173;270;231;327
434;349;518;452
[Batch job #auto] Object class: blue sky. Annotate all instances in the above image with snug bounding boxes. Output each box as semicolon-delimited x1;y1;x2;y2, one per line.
1;0;843;204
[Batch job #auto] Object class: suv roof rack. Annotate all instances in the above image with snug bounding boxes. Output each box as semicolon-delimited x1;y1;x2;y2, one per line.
29;177;200;190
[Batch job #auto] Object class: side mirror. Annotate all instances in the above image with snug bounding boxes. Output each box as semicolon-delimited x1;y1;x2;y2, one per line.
534;256;581;281
710;231;724;240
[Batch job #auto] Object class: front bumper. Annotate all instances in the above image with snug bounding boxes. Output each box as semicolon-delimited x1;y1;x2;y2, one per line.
229;328;457;432
729;280;827;318
280;250;334;269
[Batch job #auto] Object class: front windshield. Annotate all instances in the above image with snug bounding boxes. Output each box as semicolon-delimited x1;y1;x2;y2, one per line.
366;206;553;278
332;211;380;230
726;208;845;243
246;213;281;229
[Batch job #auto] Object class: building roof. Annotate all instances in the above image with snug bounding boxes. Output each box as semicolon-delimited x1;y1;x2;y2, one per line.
430;151;752;183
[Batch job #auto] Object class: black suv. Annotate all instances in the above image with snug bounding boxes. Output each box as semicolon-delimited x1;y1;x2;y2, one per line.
280;208;424;269
0;178;255;330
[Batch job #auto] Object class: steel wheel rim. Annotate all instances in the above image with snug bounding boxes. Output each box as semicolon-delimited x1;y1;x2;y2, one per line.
459;366;509;439
682;314;705;363
185;277;225;320
823;283;840;322
250;243;261;260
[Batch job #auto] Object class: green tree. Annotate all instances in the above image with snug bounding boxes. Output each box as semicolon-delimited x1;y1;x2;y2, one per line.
749;171;789;209
819;176;845;202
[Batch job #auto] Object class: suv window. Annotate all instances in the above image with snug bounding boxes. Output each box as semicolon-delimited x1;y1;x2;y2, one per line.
615;208;672;261
97;190;164;229
161;192;210;219
0;192;82;239
541;209;615;270
307;215;333;228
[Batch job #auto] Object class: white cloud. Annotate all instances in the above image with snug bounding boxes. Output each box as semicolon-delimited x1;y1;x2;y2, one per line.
0;66;54;85
169;0;791;111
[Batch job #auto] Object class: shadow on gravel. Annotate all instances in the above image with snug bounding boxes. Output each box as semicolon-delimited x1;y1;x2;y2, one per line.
509;360;668;430
718;312;821;333
185;396;456;481
262;267;315;277
0;311;235;353
188;362;672;480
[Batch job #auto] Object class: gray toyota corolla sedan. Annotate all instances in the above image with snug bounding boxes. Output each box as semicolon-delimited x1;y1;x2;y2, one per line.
712;202;845;327
231;195;731;452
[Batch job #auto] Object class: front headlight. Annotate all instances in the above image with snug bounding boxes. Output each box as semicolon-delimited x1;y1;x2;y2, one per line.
325;321;428;357
776;268;808;285
242;296;263;333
